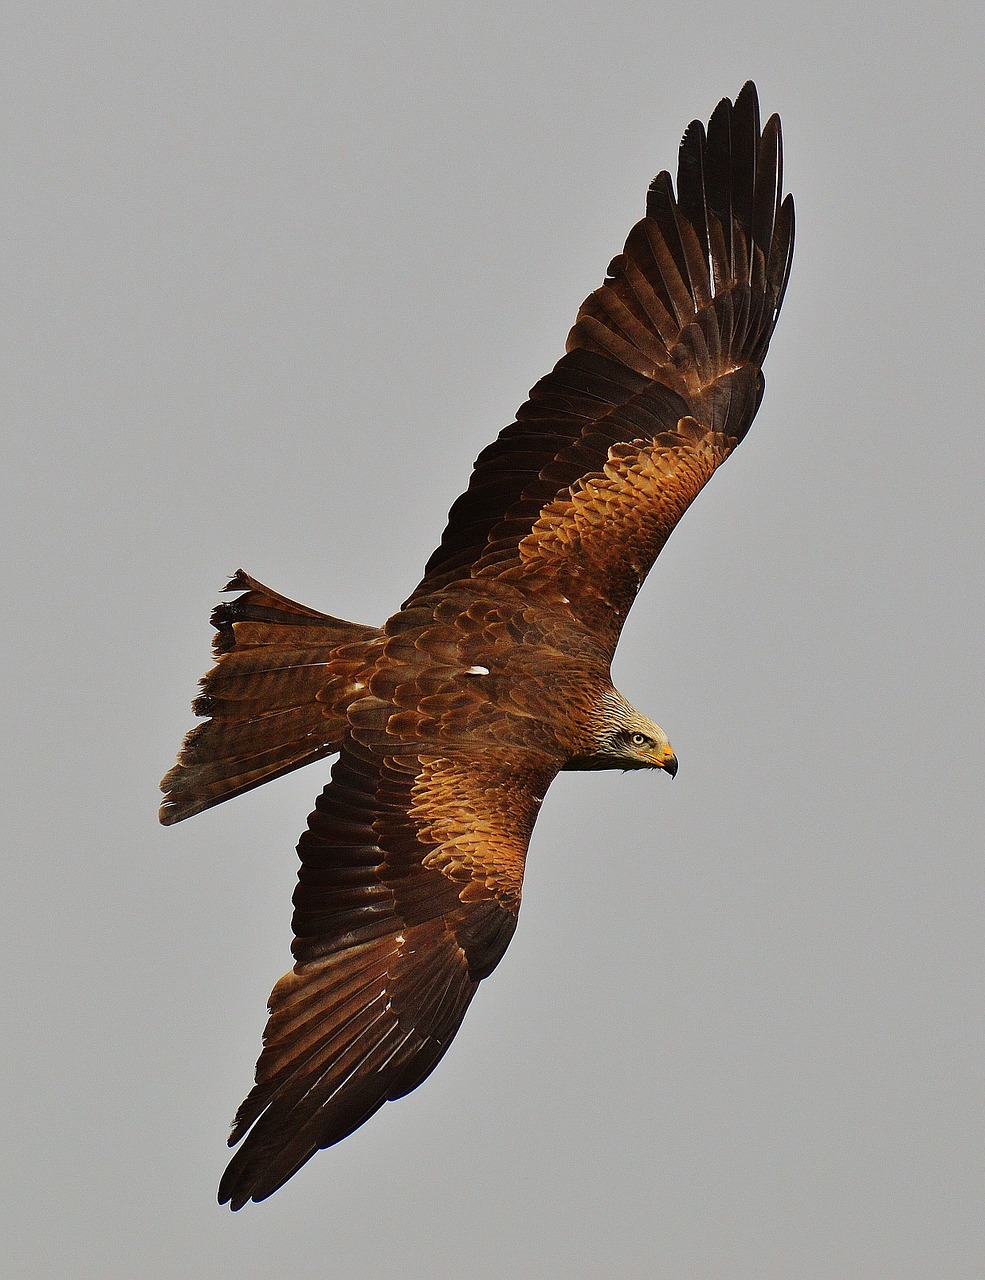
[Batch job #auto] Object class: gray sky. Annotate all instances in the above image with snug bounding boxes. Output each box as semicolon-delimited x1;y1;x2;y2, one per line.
3;4;983;1277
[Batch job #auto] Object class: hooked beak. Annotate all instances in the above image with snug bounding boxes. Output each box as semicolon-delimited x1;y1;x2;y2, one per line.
662;751;679;778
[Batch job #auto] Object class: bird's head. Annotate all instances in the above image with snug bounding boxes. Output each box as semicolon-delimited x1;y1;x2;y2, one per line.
567;692;678;775
603;714;678;775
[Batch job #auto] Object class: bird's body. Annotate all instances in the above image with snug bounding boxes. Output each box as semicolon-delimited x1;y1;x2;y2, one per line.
161;82;794;1208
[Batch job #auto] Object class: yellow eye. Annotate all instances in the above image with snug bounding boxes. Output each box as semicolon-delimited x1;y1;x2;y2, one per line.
630;733;647;747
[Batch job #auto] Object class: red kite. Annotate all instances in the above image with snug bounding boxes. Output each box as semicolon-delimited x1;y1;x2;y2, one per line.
161;82;794;1209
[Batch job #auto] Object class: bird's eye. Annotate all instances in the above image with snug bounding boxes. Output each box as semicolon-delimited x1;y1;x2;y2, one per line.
630;732;648;747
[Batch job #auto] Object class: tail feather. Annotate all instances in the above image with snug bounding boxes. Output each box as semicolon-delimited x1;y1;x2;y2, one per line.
160;571;381;825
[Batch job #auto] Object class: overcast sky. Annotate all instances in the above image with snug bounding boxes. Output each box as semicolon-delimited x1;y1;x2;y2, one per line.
3;4;984;1277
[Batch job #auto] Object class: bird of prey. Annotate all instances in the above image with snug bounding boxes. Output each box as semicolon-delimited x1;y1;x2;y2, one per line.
161;81;794;1209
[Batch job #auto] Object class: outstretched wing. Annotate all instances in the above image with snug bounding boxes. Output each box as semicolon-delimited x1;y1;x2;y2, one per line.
218;734;559;1209
409;82;794;654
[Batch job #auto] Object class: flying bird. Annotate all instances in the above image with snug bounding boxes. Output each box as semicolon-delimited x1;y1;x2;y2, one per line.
161;81;794;1209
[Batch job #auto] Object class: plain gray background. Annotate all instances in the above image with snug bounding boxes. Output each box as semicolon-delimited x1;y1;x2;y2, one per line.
3;4;983;1277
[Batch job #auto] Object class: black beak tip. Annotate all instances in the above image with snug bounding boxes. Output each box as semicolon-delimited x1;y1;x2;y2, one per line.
664;753;678;778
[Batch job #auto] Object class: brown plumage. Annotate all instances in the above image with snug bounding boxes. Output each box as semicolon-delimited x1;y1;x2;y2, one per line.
160;82;794;1209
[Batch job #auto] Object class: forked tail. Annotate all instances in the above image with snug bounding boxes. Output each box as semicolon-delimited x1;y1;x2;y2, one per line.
160;571;381;824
